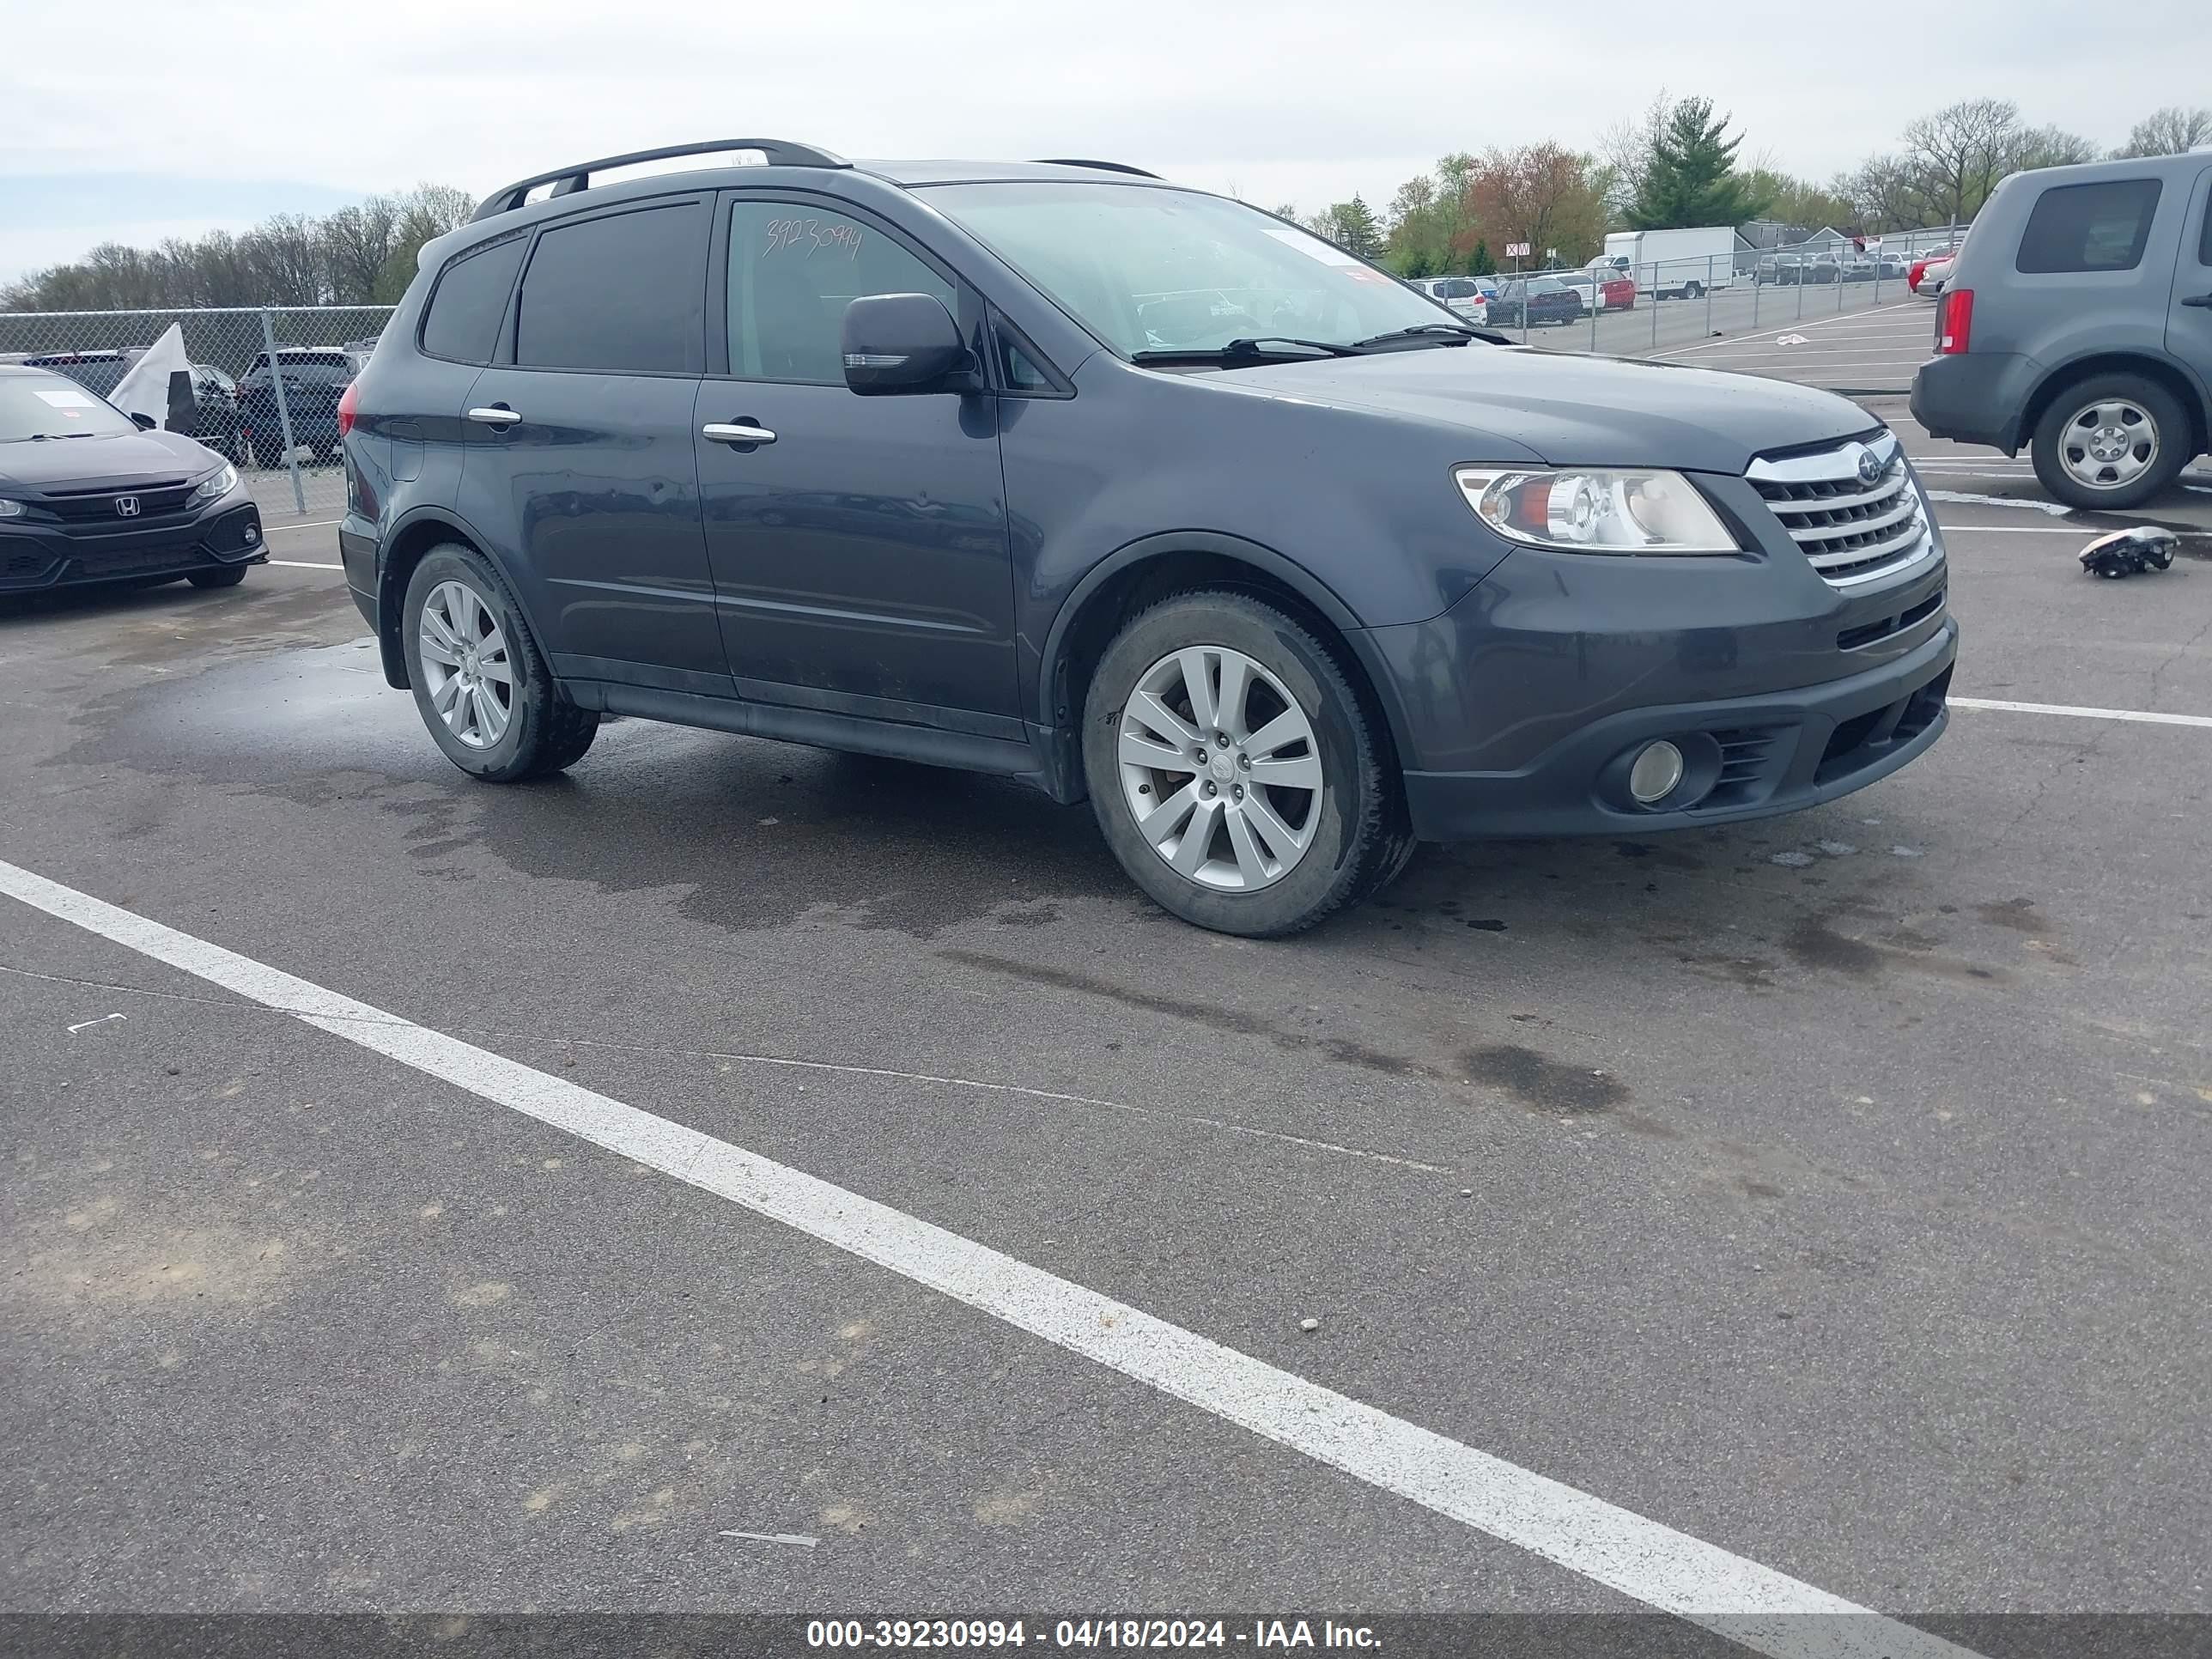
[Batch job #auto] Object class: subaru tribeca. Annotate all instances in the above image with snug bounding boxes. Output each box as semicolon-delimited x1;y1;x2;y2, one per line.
339;139;1955;937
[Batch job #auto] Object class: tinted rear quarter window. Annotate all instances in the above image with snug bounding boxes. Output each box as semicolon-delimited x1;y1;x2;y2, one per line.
516;203;706;374
2015;179;2162;273
421;234;527;363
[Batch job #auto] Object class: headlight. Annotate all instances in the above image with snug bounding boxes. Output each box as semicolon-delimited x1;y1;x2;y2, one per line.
187;462;239;508
1455;465;1741;554
0;499;23;520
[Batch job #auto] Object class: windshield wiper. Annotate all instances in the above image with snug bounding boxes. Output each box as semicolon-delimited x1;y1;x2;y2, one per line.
1352;323;1506;348
1132;335;1364;365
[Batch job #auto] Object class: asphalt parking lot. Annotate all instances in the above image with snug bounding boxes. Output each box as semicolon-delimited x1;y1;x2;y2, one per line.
6;349;2211;1656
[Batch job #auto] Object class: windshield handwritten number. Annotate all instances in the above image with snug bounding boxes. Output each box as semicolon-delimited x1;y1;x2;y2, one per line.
762;217;865;263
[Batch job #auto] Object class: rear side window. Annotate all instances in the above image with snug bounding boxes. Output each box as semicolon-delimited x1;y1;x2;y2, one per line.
515;203;706;374
421;234;527;364
2202;178;2212;264
2015;179;2162;273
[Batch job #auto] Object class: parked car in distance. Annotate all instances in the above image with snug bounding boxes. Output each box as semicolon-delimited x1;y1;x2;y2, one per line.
1877;253;1909;280
1596;270;1636;310
1915;253;1956;295
1912;151;2212;510
0;364;264;596
1411;276;1489;324
1756;254;1804;286
1489;276;1584;327
1800;255;1844;285
342;139;1954;937
1840;256;1877;283
236;347;363;467
1555;274;1601;317
1908;247;1958;294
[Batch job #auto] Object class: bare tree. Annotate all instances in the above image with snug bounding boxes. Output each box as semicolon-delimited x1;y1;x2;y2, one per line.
1595;90;1673;221
1900;98;2021;228
2113;106;2212;159
2009;125;2100;172
1846;155;1923;234
322;196;402;305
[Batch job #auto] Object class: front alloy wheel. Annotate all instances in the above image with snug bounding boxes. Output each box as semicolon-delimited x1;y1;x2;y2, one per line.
1117;645;1322;891
417;579;514;749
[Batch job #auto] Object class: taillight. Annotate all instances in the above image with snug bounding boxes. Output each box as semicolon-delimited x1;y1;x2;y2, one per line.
1937;288;1973;355
337;380;360;438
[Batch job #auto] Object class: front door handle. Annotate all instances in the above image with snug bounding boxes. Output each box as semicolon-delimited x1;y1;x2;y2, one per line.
2182;292;2212;309
466;405;520;427
702;421;777;447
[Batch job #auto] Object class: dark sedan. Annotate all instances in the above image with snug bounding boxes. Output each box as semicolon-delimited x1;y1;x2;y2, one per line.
0;366;264;596
1488;276;1585;327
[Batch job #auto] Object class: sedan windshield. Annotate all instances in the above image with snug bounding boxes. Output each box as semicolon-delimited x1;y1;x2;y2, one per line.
926;182;1457;358
0;374;137;441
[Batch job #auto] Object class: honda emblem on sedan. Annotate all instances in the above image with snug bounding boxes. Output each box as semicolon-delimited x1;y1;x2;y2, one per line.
115;495;141;517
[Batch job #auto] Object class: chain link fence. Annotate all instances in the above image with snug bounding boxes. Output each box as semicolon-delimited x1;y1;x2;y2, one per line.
0;305;397;520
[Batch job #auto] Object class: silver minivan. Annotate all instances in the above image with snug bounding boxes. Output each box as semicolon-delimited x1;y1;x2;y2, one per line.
1911;150;2212;509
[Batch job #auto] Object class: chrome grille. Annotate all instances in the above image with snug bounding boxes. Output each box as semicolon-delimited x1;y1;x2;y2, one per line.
1747;432;1935;589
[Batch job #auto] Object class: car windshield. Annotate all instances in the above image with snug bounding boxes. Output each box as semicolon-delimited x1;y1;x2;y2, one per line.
0;374;137;441
925;181;1455;357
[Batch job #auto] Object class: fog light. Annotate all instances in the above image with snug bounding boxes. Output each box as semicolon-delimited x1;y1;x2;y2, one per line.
1628;740;1685;805
243;524;259;545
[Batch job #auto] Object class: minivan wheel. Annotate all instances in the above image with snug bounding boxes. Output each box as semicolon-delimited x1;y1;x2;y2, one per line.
401;543;599;782
1082;591;1404;937
2032;375;2190;510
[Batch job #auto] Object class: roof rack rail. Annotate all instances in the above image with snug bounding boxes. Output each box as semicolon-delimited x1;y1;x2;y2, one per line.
1031;158;1160;179
471;138;851;222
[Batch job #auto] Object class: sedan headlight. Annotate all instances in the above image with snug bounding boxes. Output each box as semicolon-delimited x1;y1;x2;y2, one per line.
0;498;24;520
1455;465;1741;554
187;462;239;509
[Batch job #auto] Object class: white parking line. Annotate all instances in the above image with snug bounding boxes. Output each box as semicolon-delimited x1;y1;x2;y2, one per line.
267;560;343;571
262;518;340;531
0;854;1978;1659
1953;698;2212;729
1650;301;1920;360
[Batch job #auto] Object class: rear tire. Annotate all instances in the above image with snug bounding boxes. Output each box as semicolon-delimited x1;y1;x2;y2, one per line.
1081;590;1404;937
401;543;599;782
2031;374;2191;511
187;565;247;589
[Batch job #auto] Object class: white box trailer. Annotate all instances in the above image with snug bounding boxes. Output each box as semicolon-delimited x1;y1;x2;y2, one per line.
1593;228;1737;299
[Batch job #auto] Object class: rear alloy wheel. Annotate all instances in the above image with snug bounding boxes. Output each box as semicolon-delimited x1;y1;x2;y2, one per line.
1083;591;1406;936
2032;375;2190;511
402;543;599;782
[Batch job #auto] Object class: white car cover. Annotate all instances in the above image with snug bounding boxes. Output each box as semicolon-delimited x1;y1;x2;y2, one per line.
105;322;192;430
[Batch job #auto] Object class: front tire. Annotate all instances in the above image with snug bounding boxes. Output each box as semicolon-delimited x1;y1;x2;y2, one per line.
187;564;247;589
2031;374;2191;511
1082;591;1405;937
401;543;599;782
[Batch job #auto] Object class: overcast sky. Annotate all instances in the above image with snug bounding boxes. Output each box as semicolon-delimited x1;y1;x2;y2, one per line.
4;0;2208;283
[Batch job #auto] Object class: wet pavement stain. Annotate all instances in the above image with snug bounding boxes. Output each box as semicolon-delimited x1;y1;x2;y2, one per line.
1976;897;2053;935
1460;1045;1628;1115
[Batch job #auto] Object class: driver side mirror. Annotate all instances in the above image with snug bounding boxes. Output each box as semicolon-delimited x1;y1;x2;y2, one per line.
841;294;975;395
130;412;158;431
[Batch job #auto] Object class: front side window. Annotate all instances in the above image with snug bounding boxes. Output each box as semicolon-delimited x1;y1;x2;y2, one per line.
2015;179;2162;273
724;201;955;384
422;233;528;364
924;182;1458;356
516;203;706;374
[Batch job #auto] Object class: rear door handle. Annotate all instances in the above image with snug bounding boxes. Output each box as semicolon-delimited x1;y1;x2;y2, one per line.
466;405;520;427
2182;292;2212;309
702;421;777;447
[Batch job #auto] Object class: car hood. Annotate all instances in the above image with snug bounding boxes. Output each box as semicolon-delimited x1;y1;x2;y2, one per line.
0;428;217;494
1221;345;1876;474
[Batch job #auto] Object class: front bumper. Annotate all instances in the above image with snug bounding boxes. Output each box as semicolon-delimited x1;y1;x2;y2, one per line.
1398;618;1956;840
1909;352;2032;453
0;499;264;592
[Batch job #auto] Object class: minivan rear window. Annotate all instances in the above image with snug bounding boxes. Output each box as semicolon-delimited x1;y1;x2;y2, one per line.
2014;179;2162;274
421;233;527;364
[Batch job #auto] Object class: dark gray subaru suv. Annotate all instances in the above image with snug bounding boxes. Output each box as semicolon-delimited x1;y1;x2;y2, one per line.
339;140;1955;936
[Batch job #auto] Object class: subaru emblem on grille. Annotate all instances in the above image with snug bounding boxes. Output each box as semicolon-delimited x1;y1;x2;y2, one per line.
115;495;141;517
1855;447;1884;485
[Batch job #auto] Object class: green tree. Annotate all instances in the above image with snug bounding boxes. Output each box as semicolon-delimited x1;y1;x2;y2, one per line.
1628;97;1768;229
